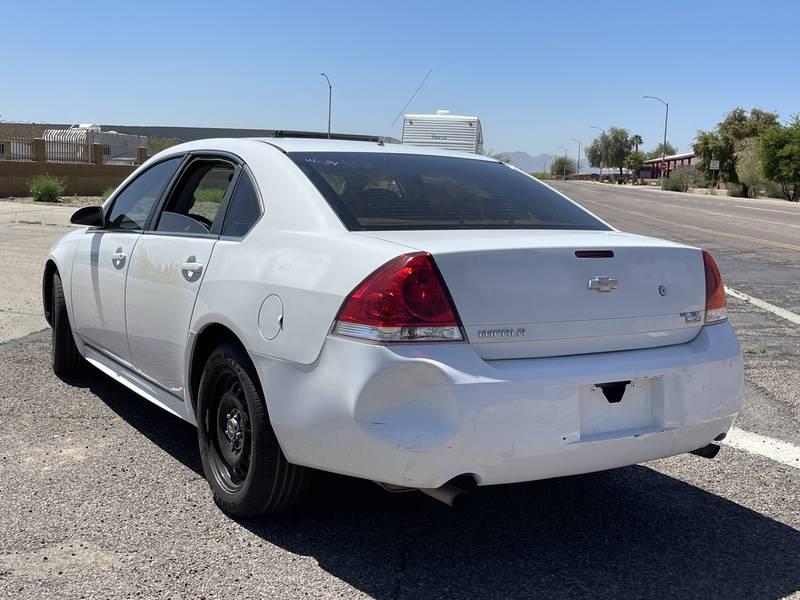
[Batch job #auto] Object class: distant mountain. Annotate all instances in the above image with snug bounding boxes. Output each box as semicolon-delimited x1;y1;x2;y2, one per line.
503;151;555;173
503;150;599;174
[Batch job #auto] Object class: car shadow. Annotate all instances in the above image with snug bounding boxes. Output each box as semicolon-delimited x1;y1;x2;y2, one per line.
74;369;800;600
63;367;204;476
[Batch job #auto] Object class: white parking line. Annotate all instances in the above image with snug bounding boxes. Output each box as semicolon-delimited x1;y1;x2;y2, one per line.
722;427;800;469
725;287;800;326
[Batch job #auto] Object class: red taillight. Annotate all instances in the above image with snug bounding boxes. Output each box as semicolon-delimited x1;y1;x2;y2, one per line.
702;249;727;324
333;252;463;342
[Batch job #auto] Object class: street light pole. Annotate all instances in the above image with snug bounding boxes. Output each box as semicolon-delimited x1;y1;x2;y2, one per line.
570;138;581;176
643;95;669;190
320;72;332;139
590;126;606;181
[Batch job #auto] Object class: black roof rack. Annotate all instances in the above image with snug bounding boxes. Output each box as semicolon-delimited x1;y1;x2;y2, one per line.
270;130;400;144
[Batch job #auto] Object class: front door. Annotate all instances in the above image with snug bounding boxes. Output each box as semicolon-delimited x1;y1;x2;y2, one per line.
70;156;184;365
125;156;239;396
71;231;139;364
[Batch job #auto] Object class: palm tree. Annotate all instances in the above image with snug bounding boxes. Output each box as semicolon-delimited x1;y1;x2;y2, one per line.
631;134;643;154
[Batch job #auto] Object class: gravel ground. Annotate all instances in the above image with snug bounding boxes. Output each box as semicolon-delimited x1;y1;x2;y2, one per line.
0;317;798;599
0;196;103;208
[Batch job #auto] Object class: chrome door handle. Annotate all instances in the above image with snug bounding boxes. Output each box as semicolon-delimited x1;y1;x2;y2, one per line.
111;248;127;269
181;256;204;282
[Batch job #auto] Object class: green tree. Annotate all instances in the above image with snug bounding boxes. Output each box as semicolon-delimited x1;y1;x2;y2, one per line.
645;142;677;160
586;127;633;176
734;138;765;198
759;117;800;201
624;152;644;174
693;107;779;197
631;134;643;153
551;156;577;177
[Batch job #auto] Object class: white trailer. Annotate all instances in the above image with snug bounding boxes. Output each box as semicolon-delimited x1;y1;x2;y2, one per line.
402;110;483;154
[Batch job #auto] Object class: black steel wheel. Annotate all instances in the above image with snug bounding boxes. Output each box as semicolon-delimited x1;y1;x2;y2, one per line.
209;372;251;493
196;341;310;517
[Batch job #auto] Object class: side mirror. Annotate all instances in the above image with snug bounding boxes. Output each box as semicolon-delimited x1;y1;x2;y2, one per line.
70;206;104;227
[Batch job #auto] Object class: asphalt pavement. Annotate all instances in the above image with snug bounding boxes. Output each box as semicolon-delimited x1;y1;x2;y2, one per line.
0;186;799;599
550;181;800;312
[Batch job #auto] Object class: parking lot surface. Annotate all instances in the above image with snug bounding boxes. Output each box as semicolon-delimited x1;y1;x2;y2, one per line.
1;187;799;599
0;202;76;342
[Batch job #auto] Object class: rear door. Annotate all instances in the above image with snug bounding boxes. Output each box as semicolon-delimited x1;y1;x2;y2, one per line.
71;156;184;365
125;155;241;395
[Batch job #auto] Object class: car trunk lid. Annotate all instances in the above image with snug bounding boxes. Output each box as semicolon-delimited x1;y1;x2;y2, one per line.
354;230;706;359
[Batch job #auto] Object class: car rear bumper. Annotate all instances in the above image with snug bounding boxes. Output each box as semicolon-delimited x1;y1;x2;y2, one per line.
253;322;743;489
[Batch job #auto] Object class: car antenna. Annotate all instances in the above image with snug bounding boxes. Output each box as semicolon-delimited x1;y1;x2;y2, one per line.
390;69;432;127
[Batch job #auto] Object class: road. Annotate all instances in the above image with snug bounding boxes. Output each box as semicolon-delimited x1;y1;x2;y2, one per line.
551;181;800;312
1;188;799;599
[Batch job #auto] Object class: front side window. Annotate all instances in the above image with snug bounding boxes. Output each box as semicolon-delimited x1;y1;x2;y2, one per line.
106;157;183;230
290;152;609;231
155;159;236;235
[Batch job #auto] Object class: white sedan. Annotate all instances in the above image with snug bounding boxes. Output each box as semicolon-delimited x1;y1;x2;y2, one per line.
44;135;743;516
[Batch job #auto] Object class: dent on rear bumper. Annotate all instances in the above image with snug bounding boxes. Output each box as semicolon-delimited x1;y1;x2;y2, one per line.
252;323;743;489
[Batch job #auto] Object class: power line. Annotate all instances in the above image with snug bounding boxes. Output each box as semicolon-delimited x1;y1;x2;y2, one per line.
390;69;432;127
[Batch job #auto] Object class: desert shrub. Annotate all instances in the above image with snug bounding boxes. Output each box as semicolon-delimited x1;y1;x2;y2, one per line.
29;174;66;202
763;180;784;199
727;183;747;197
665;165;705;192
664;175;687;192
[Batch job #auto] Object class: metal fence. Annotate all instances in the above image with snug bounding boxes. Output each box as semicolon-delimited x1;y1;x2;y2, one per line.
0;138;35;161
102;141;142;165
45;138;93;164
0;136;146;165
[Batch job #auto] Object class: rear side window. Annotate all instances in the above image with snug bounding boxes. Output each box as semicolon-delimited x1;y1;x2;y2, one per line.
155;158;236;235
106;157;182;230
222;172;261;237
289;152;608;231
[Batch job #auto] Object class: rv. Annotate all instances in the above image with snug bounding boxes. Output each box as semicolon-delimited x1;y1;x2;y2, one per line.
402;110;483;154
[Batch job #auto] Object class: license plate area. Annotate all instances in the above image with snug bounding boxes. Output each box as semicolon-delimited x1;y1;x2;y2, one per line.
579;378;660;438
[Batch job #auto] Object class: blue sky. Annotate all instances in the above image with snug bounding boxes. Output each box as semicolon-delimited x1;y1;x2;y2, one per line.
2;0;796;157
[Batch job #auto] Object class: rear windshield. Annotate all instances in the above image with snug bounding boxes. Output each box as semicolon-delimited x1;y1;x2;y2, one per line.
289;152;609;231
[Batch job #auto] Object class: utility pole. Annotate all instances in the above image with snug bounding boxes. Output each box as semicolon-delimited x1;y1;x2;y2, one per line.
590;126;606;181
570;138;582;176
543;156;552;175
643;95;669;190
320;73;332;138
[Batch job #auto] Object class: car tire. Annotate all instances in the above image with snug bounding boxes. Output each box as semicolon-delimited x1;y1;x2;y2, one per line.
196;341;310;517
51;272;82;376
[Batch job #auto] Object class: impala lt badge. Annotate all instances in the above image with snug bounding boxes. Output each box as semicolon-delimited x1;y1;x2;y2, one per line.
587;275;618;292
477;327;527;339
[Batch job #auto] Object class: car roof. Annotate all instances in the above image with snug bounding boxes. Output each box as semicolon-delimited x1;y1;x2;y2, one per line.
149;137;500;166
252;137;496;161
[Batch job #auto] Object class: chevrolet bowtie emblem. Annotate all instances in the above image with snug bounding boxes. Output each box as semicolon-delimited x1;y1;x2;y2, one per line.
588;275;618;292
